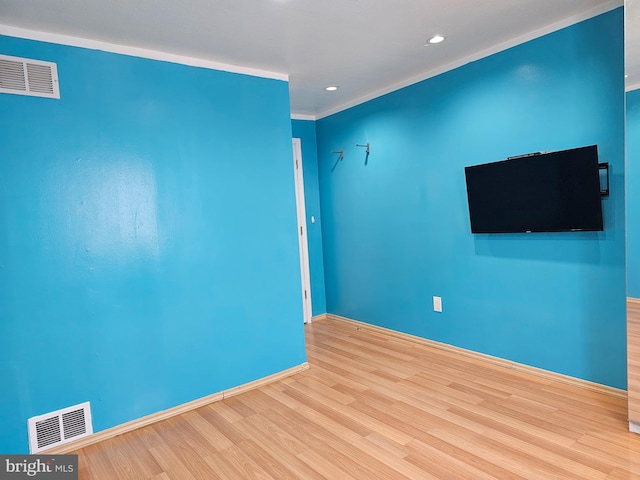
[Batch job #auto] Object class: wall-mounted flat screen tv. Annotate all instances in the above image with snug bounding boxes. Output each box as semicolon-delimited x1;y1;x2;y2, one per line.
464;145;603;234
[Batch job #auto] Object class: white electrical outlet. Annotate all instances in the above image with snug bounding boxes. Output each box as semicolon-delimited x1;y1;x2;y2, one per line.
433;296;442;313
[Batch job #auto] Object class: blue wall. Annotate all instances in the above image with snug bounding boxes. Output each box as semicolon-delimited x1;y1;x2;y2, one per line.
0;36;306;453
628;89;640;298
291;120;327;316
316;9;625;388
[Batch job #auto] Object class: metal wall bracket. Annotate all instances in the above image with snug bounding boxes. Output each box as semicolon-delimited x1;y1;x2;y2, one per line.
599;162;609;197
356;142;370;154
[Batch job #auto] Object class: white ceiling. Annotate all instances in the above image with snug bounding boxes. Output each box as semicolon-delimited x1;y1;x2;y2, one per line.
0;0;632;119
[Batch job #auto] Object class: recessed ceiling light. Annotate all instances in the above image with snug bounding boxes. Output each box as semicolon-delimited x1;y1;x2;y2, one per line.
325;86;339;91
427;35;445;45
625;74;629;78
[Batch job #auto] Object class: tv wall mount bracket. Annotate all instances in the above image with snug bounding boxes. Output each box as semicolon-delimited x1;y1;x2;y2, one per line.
598;162;609;197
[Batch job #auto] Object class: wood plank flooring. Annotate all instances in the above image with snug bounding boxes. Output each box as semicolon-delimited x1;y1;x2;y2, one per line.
628;298;640;422
72;318;640;479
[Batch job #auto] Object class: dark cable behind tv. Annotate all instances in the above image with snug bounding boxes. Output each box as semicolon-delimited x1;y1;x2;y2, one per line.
507;151;548;160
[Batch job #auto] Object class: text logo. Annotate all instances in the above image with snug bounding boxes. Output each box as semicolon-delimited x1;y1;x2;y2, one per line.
0;455;77;479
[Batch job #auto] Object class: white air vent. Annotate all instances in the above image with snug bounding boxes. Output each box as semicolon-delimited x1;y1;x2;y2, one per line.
28;402;93;453
0;54;60;99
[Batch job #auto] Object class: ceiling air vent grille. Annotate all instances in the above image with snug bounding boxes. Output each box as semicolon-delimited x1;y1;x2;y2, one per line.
28;402;93;453
0;54;60;99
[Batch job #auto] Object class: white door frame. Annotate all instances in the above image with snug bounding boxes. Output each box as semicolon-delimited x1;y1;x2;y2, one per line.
292;138;313;324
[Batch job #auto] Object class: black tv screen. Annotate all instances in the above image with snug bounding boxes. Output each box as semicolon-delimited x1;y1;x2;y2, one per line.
464;145;603;234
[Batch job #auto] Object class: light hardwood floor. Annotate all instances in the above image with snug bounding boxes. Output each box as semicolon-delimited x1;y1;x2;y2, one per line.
72;317;640;479
628;298;640;423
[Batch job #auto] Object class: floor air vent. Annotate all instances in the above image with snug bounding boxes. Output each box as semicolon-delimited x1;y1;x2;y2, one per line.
0;54;60;99
28;402;93;453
